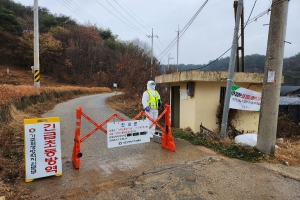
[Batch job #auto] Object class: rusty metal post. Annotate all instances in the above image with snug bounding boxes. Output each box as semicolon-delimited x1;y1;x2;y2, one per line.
234;0;245;72
241;7;245;72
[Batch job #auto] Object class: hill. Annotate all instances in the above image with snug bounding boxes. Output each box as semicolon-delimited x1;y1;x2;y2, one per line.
0;0;161;95
169;53;300;86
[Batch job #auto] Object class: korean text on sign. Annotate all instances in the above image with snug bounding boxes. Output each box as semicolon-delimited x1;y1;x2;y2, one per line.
24;117;62;182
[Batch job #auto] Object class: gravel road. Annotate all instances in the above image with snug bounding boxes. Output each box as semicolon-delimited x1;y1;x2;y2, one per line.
23;92;300;200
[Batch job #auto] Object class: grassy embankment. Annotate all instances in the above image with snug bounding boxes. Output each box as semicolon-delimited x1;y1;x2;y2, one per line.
0;83;111;199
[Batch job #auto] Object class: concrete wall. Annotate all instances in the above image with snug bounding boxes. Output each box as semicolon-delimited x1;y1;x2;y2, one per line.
156;71;269;84
194;81;225;132
170;81;262;133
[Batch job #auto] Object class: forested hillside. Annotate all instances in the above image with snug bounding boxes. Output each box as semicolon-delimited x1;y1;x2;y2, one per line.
169;54;300;86
1;0;299;90
0;0;163;100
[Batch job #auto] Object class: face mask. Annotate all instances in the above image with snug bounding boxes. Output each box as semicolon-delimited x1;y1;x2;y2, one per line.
150;81;156;90
150;82;156;87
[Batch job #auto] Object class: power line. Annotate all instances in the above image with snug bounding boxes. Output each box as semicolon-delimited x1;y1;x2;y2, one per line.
56;0;92;24
195;48;232;70
119;0;153;30
157;37;165;49
105;0;147;35
94;0;146;35
192;0;260;71
63;0;105;27
113;0;151;33
242;9;270;27
243;0;257;29
158;0;209;60
154;42;163;54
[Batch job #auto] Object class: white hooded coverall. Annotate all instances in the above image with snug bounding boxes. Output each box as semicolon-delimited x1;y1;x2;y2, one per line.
142;80;161;138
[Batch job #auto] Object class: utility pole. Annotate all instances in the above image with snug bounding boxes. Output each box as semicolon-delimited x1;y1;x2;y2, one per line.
168;55;174;71
34;0;40;88
176;25;180;72
146;28;158;77
233;1;245;72
257;0;289;154
220;0;243;137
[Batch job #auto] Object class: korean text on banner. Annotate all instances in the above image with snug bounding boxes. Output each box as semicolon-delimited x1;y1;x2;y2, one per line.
24;117;62;182
107;120;150;148
229;84;261;111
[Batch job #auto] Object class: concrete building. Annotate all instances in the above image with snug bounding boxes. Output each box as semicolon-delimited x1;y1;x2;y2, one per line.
155;70;266;133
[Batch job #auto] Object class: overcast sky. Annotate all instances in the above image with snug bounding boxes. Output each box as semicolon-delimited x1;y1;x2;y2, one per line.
14;0;300;65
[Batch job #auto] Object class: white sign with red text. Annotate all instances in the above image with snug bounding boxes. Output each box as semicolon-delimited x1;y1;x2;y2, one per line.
24;117;62;182
107;120;150;148
230;84;261;111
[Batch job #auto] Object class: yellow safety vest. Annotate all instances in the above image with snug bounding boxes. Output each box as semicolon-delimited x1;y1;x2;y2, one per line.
146;90;159;109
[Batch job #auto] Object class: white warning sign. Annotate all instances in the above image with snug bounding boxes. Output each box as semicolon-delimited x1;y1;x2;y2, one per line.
107;120;150;148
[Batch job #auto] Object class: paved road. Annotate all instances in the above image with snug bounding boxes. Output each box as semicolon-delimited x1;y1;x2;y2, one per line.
24;93;300;200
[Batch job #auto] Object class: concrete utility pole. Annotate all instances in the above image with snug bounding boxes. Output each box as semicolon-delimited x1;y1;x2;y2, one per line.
257;0;289;154
146;28;158;77
220;0;243;138
34;0;40;88
176;25;180;72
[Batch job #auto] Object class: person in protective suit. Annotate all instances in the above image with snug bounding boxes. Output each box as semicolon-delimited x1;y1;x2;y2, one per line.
142;80;162;138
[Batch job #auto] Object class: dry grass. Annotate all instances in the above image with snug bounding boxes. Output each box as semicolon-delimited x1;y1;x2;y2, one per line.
0;65;112;199
0;65;59;86
273;138;300;166
0;84;111;106
106;93;143;119
0;89;111;199
0;105;34;199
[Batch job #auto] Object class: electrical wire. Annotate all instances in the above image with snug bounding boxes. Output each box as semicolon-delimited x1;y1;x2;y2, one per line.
113;0;151;33
56;0;92;24
241;0;287;28
105;0;147;35
243;0;257;29
157;37;165;49
119;0;153;30
193;0;259;71
158;0;209;60
153;42;163;54
242;9;270;27
63;0;105;27
94;0;146;36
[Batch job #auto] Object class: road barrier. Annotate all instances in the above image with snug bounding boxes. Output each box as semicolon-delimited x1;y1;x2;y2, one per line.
132;104;175;152
72;104;176;169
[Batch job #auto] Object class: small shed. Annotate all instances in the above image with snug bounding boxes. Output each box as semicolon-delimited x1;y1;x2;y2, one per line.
279;96;300;123
280;86;300;96
279;86;300;123
155;70;265;133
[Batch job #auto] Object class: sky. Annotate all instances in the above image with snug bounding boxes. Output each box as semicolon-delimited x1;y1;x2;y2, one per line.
14;0;300;65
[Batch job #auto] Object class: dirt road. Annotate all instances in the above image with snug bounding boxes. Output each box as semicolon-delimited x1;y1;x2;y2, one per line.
22;93;300;199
